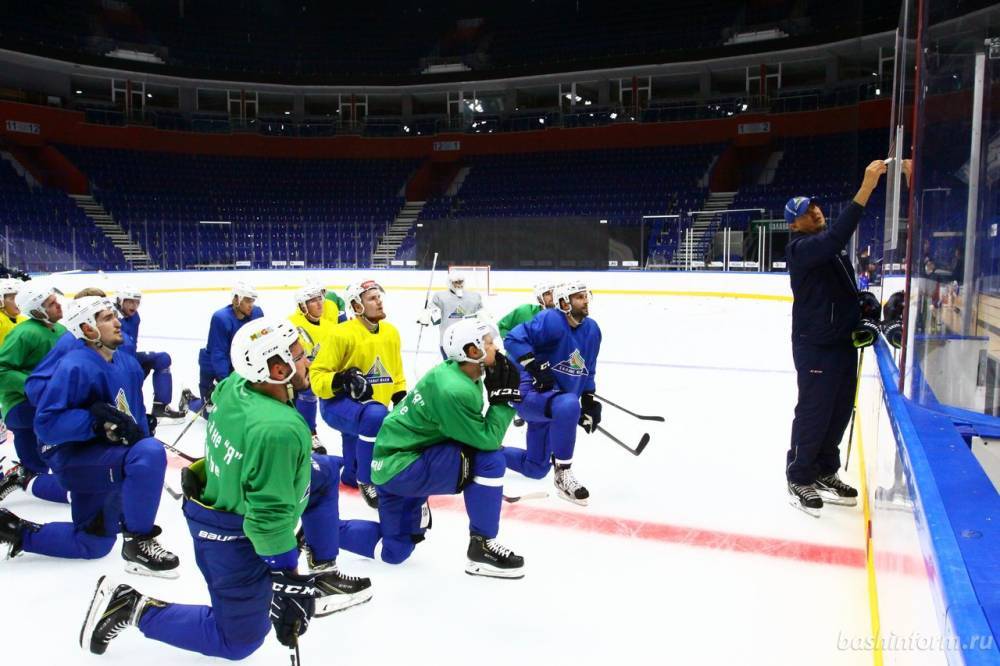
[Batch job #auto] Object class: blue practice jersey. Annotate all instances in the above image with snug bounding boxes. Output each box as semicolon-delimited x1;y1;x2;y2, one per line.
505;308;601;397
119;311;140;357
120;311;140;348
24;331;83;407
200;304;264;380
34;346;149;451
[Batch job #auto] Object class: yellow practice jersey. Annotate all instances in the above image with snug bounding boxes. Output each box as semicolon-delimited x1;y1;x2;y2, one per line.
0;313;28;347
311;317;406;406
287;310;335;360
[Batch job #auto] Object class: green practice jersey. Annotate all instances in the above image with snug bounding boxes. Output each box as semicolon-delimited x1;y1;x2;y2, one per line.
200;373;312;556
371;360;514;485
0;319;67;413
497;303;542;339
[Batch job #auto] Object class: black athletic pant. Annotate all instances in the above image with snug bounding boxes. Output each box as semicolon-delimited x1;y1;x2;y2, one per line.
786;342;858;485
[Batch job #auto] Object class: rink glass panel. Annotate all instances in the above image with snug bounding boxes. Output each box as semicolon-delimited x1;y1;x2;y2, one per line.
890;0;1000;416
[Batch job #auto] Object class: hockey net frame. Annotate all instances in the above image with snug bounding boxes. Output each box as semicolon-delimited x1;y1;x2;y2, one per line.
447;265;497;296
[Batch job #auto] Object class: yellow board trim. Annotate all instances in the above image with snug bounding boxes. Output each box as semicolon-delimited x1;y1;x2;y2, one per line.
854;379;884;666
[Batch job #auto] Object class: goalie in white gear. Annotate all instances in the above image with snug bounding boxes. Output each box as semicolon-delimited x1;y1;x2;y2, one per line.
418;270;484;359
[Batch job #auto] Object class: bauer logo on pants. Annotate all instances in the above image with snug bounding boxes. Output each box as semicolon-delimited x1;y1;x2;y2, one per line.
552;349;589;377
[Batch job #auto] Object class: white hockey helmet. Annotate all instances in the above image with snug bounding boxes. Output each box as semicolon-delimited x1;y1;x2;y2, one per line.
533;280;558;306
442;317;499;365
345;279;384;313
232;281;258;303
304;278;327;295
448;270;466;296
116;285;142;303
294;283;324;309
230;317;300;384
0;279;21;297
63;296;116;341
16;283;61;322
553;280;591;312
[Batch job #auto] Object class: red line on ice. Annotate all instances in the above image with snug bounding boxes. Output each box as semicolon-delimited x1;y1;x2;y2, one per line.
167;453;923;573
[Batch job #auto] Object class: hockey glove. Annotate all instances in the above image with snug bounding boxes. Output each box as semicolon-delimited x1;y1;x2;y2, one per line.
882;320;903;349
332;367;373;402
851;319;880;349
882;290;904;349
578;392;602;434
416;308;439;327
484;352;523;406
90;403;144;445
269;570;316;648
518;355;555;392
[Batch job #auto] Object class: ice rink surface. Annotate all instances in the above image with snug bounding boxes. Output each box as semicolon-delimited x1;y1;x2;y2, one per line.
0;271;876;665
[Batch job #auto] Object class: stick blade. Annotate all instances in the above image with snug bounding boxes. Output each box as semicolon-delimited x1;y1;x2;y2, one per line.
632;433;651;456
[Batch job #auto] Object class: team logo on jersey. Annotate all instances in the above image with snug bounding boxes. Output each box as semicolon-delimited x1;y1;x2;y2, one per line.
114;388;134;418
364;356;394;385
552;349;589;377
448;306;467;319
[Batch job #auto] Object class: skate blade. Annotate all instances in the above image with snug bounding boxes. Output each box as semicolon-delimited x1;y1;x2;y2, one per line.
314;589;373;616
788;496;821;518
815;490;858;506
465;561;525;580
80;575;112;652
555;489;588;506
124;561;180;580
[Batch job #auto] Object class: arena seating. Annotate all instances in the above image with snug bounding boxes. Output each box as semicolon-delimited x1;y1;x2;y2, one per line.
59;146;418;269
0;158;127;272
398;145;720;264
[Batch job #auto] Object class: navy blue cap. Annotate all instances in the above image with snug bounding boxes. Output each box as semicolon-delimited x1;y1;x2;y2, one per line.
784;196;816;224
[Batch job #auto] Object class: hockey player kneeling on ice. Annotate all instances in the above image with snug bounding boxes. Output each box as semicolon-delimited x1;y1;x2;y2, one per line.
191;282;264;414
503;281;602;506
0;297;179;575
418;271;484;360
784;158;887;517
79;318;375;658
288;283;338;452
116;286;186;419
369;318;525;578
311;279;405;509
0;282;70;505
497;280;559;339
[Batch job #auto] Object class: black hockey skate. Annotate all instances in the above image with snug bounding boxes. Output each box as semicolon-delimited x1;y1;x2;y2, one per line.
152;402;186;420
358;482;379;510
466;534;525;579
513;417;525;428
553;459;589;506
0;463;34;501
0;507;36;559
176;388;196;413
788;482;823;518
815;473;859;507
121;526;180;578
304;557;374;616
80;575;163;655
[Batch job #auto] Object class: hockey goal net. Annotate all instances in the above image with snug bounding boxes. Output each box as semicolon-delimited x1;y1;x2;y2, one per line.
448;265;496;296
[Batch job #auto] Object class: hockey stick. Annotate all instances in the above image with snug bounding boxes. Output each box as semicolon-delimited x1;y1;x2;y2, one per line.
502;491;548;503
844;348;865;471
413;252;439;375
593;394;665;422
596;426;650;456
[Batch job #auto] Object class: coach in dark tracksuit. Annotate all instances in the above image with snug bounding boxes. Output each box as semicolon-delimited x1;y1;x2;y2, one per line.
784;159;887;514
